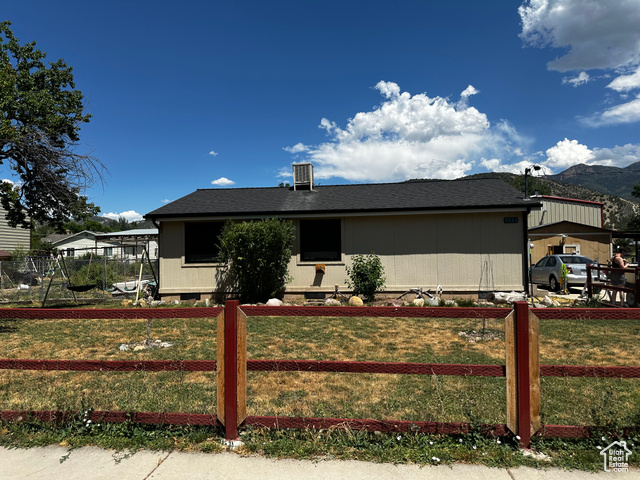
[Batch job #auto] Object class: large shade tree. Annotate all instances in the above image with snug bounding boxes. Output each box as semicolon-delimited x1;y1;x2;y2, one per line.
0;21;103;229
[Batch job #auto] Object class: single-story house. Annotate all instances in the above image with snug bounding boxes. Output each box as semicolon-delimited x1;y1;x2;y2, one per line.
44;231;117;257
0;204;31;259
94;229;159;260
44;229;158;260
145;170;541;302
528;221;612;264
527;196;612;265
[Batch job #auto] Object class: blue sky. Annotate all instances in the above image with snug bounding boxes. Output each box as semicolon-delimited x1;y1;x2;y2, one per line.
3;0;640;221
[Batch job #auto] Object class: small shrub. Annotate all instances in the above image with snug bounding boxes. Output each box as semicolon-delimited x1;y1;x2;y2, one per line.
345;252;385;302
217;218;296;303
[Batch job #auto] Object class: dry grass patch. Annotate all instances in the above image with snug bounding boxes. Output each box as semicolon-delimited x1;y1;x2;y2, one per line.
246;316;506;363
247;371;398;418
0;317;217;360
538;318;640;366
0;369;218;413
1;312;638;428
0;315;218;414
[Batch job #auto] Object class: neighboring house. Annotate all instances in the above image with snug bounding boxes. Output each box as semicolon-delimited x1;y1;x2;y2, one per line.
529;195;603;228
0;204;31;259
527;196;609;265
528;221;612;264
145;170;541;302
44;231;117;257
94;229;159;260
44;229;159;260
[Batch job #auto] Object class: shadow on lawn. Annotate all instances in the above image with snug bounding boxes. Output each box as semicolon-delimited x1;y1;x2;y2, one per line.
0;318;19;333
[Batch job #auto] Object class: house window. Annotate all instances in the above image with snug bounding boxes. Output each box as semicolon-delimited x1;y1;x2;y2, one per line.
103;247;113;257
185;222;224;264
300;219;341;261
66;248;75;257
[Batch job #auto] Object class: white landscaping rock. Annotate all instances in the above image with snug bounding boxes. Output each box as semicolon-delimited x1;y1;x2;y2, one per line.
325;298;342;306
487;291;527;304
412;298;425;307
265;298;284;306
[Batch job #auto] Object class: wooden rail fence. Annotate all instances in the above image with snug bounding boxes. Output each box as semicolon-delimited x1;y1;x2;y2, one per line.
1;302;639;448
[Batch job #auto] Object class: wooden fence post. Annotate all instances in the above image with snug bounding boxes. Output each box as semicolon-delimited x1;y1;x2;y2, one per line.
217;300;246;441
506;301;541;448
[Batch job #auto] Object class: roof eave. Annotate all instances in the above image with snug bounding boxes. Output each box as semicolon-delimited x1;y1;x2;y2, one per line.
145;202;537;221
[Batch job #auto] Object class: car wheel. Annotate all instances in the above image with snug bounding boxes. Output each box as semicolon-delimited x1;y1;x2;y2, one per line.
626;291;636;308
549;276;559;292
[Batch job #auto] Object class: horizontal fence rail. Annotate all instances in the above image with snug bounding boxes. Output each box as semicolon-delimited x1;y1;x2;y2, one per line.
247;359;505;376
0;307;223;320
0;303;638;448
532;307;640;320
5;360;637;377
0;410;218;426
240;305;511;319
0;359;216;372
244;415;510;436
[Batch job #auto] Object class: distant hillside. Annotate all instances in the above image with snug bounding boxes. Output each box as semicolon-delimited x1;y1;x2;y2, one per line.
90;216;155;230
466;172;640;231
548;162;640;201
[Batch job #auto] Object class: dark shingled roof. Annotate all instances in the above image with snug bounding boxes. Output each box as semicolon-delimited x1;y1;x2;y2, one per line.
145;178;538;219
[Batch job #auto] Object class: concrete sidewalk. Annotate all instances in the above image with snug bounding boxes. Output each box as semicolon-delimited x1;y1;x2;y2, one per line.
1;446;638;479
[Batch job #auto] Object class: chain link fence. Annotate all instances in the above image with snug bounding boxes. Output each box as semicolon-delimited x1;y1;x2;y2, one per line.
0;255;158;304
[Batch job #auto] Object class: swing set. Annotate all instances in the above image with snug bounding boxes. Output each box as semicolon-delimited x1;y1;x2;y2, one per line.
41;253;97;306
41;248;158;307
105;247;157;296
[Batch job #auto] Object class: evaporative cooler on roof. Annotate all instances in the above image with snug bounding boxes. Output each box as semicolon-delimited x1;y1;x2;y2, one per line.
292;162;314;191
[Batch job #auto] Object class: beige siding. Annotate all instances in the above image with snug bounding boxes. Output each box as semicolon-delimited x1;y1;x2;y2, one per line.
158;211;527;297
529;198;601;228
529;223;612;265
0;206;30;252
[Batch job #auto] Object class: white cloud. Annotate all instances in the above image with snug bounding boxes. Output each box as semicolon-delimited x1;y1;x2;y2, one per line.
545;138;594;168
460;85;479;99
519;0;640;126
607;65;640;92
209;150;219;156
519;0;640;72
376;81;401;99
588;143;640;167
104;210;143;222
581;65;640;125
283;143;308;154
162;199;170;204
583;96;640;126
484;138;640;174
562;72;590;87
480;158;534;174
284;81;504;182
211;177;235;186
1;179;14;185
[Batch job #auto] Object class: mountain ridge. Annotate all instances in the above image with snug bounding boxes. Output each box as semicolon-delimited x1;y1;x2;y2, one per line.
547;161;640;201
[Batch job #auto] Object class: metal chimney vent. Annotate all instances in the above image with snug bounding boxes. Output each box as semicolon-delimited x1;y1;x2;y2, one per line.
292;162;314;191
